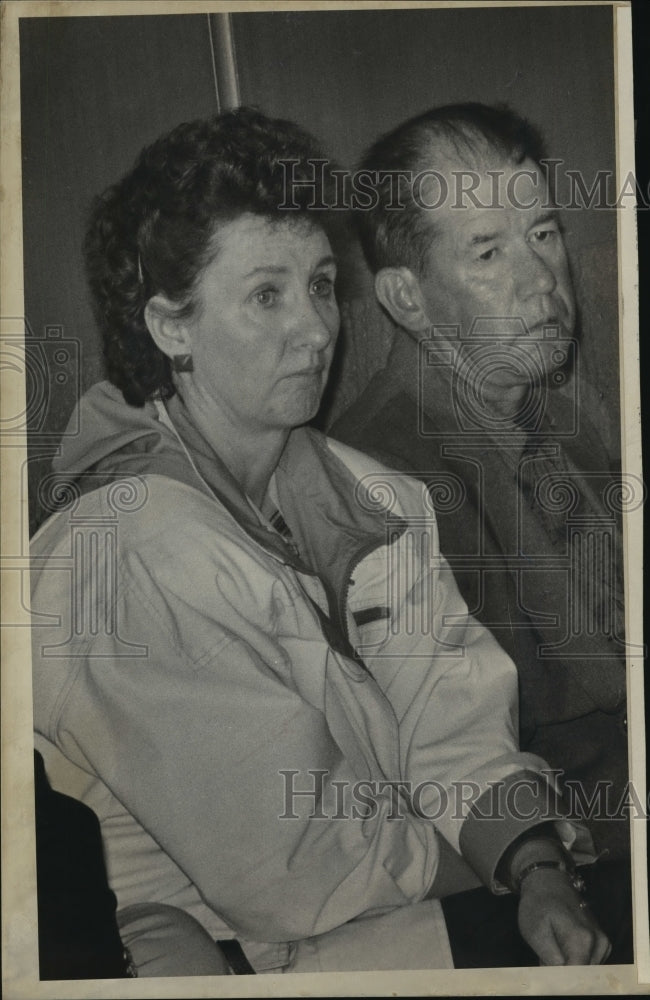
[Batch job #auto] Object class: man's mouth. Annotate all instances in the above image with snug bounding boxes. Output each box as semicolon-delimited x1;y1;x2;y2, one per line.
287;363;326;377
528;315;561;334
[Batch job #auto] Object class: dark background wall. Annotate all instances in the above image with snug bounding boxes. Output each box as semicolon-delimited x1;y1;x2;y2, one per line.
20;14;219;532
232;4;616;254
20;5;619;533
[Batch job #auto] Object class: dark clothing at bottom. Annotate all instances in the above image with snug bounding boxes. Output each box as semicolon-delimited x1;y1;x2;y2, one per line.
35;750;129;980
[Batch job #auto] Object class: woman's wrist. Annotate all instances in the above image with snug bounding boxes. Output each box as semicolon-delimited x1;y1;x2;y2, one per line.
496;822;572;894
514;856;586;896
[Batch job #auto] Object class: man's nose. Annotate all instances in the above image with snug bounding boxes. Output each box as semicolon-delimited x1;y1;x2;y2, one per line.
515;246;557;298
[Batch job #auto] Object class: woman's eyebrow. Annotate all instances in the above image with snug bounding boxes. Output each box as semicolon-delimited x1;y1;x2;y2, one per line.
242;255;337;280
313;254;338;270
242;265;290;279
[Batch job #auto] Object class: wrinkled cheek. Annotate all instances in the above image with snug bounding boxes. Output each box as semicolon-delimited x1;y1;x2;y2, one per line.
556;260;576;322
559;286;577;331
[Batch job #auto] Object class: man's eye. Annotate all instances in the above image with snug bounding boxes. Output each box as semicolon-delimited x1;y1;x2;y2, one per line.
253;288;278;307
478;247;498;262
530;227;558;244
310;276;335;298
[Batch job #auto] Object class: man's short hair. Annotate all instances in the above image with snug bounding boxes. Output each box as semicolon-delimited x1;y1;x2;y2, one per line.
357;102;547;275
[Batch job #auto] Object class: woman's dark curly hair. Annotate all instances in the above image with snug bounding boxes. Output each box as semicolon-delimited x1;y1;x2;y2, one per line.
84;107;335;406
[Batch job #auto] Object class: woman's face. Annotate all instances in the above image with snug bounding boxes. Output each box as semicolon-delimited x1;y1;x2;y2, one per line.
180;214;339;435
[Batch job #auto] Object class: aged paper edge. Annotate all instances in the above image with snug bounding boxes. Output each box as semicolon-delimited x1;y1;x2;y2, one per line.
1;0;646;996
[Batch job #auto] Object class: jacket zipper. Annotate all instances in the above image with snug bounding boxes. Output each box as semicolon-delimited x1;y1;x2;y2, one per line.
336;527;407;653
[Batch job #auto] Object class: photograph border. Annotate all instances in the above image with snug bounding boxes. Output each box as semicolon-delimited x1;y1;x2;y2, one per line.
1;1;646;996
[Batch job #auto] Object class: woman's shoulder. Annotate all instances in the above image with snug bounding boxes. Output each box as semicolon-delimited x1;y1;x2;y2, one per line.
295;424;412;479
31;473;247;561
30;472;285;644
286;426;434;525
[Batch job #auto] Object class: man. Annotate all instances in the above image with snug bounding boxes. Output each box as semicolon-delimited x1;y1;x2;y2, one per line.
331;104;630;877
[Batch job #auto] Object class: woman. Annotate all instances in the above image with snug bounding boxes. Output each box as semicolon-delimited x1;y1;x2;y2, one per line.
31;108;609;976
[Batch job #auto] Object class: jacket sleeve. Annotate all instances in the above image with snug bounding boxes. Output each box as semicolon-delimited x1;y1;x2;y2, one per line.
349;472;596;887
36;503;445;944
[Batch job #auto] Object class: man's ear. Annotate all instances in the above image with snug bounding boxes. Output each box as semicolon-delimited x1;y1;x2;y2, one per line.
144;294;192;361
374;267;430;336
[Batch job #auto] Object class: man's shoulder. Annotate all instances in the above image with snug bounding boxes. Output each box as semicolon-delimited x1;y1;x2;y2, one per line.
328;378;425;473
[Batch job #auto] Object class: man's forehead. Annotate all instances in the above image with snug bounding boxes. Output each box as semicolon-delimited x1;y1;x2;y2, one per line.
416;156;554;240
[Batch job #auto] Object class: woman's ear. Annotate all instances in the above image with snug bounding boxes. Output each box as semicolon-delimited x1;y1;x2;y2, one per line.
144;294;192;361
374;267;430;337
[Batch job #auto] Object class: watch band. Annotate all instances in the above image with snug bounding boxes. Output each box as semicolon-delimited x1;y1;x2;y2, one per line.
514;857;587;896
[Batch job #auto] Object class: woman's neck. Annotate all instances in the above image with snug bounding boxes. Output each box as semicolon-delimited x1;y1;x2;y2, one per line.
226;433;289;507
173;386;289;507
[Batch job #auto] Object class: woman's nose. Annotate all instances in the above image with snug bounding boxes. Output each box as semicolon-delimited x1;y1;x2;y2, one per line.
295;299;336;349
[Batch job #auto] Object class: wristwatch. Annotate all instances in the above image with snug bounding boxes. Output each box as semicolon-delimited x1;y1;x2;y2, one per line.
514;857;587;897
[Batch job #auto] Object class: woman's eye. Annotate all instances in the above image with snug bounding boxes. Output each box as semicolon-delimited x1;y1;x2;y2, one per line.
253;288;278;307
310;276;335;298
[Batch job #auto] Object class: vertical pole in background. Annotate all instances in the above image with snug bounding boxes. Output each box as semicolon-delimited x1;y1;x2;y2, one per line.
207;13;241;112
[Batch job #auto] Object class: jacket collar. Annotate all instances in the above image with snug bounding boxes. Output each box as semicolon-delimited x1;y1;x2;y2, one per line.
159;393;315;572
161;394;398;596
54;381;403;604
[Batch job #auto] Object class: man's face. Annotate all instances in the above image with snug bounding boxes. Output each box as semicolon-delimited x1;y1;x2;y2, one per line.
416;156;576;393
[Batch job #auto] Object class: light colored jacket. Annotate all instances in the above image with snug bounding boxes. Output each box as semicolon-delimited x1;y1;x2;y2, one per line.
31;382;591;972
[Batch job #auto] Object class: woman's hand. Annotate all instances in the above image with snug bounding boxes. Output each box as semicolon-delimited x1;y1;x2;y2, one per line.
517;867;611;965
